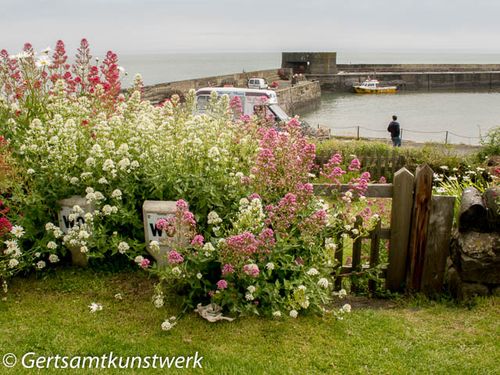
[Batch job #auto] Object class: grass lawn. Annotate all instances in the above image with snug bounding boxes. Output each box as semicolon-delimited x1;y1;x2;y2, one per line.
0;268;498;374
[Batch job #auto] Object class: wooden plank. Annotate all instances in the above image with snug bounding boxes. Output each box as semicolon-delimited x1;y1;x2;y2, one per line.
391;150;397;180
386;167;415;292
407;164;434;291
334;234;343;290
350;216;363;293
380;228;391;239
369;219;382;293
313;183;393;198
420;195;455;294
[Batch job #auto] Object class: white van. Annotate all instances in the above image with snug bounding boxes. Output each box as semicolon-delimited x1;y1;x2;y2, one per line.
247;78;268;90
195;87;290;123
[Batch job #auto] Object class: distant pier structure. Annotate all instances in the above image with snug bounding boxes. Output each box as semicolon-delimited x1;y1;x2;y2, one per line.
282;51;500;91
281;52;338;75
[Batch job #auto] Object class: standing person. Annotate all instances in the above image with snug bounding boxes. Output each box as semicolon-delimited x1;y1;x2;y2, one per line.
387;115;401;147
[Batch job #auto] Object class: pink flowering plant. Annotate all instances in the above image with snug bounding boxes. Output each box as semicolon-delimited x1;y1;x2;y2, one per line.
151;120;377;319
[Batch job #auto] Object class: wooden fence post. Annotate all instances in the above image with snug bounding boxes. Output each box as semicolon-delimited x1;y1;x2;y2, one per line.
386;167;415;291
407;164;434;291
420;195;455;294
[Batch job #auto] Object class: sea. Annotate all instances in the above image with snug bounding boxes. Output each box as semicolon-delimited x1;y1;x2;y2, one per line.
118;51;500;145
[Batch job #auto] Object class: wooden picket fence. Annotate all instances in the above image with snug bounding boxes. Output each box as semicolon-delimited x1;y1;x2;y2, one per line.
314;165;455;294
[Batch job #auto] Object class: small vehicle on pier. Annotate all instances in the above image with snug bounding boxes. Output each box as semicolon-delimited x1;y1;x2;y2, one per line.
353;79;397;94
195;87;290;123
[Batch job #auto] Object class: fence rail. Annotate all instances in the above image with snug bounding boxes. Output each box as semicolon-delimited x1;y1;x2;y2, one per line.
316;125;482;145
313;165;455;295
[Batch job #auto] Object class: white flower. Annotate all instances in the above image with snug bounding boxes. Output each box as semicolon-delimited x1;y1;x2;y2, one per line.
102;159;115;171
265;262;275;271
245;292;254;301
118;157;131;170
196;273;203;279
317;278;329;289
45;222;56;231
114;293;123;300
300;299;310;309
102;205;113;215
98;177;108;185
171;267;182;276
88;302;103;313
247;285;256;293
111;189;122;199
342;304;352;313
48;254;59;263
85;157;96;167
208;146;220;160
297;285;307;291
78;230;90;239
351;229;359;235
439;165;449;171
149;241;160;253
272;311;282;318
338;289;347;298
289;310;298;318
134;256;144;264
10;225;25;238
153;295;164;308
35;55;51;68
202;242;215;252
27;168;35;174
117;241;129;254
306;268;319;276
161;319;176;331
36;260;46;269
8;259;19;268
80;245;89;253
70;177;79;185
207;211;222;225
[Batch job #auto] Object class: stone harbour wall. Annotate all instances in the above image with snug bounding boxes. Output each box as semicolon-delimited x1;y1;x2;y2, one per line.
142;68;283;104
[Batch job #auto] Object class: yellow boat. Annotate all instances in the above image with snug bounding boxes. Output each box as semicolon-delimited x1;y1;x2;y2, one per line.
353;79;397;94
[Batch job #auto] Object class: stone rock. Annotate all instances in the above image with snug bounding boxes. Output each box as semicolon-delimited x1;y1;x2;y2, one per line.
460;282;490;300
445;266;462;299
450;231;500;284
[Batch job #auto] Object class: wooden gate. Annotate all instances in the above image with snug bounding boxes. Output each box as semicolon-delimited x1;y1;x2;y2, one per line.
313;165;455;294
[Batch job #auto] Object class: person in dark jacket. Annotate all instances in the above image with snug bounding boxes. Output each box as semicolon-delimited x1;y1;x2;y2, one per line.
387;115;401;147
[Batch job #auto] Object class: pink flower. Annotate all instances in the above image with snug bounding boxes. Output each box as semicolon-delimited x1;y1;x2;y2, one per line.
167;250;184;264
243;264;260;277
216;279;228;290
182;211;196;227
140;258;151;269
348;158;361;171
191;234;204;247
222;263;235;276
379;176;387;183
176;199;188;211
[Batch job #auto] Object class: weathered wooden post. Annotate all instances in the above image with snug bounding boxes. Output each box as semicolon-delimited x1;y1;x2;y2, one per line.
350;216;363;293
421;195;455;294
386;167;414;291
407;164;434;291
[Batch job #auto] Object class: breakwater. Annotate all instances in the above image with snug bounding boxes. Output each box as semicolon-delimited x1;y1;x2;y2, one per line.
141;68;321;114
282;53;500;91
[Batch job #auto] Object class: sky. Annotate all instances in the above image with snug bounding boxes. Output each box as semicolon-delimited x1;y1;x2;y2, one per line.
1;0;500;56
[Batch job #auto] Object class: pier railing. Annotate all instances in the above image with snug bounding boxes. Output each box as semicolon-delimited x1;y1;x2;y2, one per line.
315;125;482;145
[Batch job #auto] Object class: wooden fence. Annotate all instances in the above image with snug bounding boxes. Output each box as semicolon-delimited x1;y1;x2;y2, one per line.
314;165;455;294
316;149;407;182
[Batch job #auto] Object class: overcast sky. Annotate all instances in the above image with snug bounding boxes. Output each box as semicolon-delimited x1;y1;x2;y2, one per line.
1;0;499;55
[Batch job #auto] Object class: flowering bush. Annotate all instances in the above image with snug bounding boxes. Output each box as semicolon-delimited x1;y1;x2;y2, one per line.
0;40;381;326
151;131;379;319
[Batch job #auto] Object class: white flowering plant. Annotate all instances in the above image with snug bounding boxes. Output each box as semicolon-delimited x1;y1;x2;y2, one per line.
150;122;379;319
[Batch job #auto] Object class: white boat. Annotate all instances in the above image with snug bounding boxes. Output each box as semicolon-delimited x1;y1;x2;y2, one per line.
353;79;397;94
